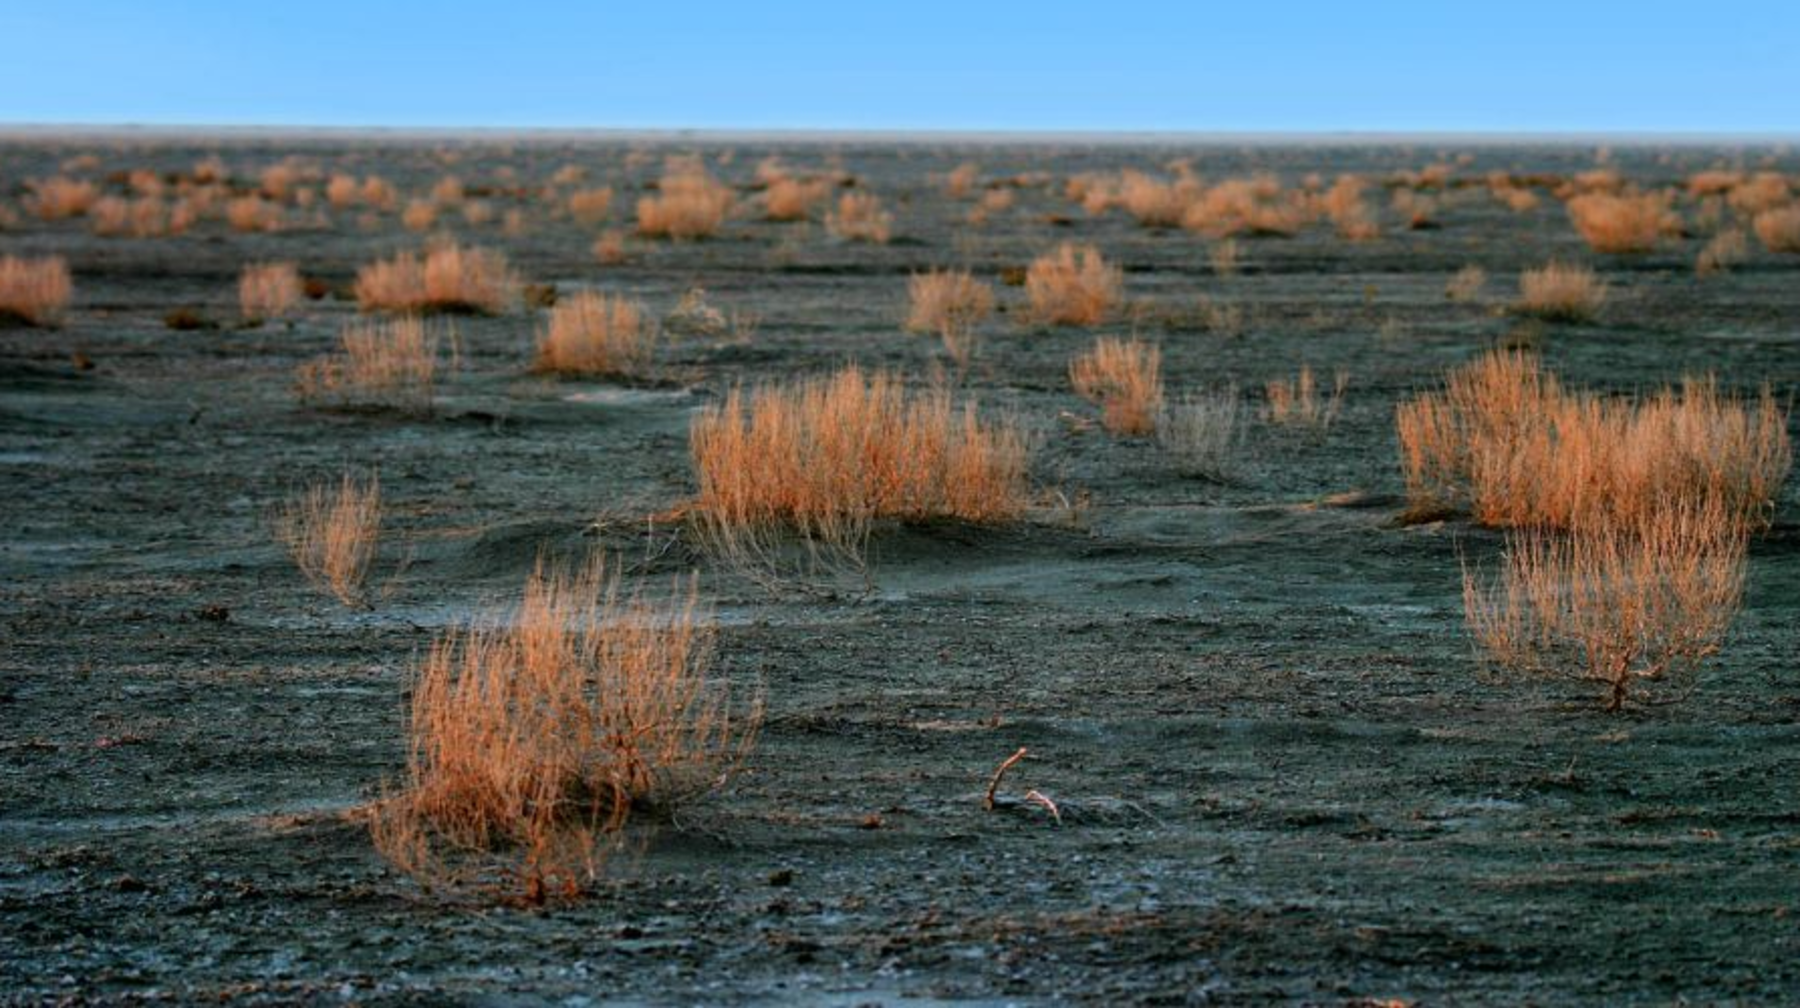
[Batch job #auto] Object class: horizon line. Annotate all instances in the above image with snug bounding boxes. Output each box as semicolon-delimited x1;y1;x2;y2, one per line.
1;123;1796;147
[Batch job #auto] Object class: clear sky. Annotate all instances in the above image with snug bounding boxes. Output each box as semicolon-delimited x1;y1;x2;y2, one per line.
1;1;1794;134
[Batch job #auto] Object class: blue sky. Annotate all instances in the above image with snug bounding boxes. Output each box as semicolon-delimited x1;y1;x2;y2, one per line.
0;1;1794;133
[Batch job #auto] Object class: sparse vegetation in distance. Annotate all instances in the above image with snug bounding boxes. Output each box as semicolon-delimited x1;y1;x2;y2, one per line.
1265;366;1347;433
355;242;520;314
1516;261;1606;321
826;191;893;244
636;161;735;239
1565;191;1680;253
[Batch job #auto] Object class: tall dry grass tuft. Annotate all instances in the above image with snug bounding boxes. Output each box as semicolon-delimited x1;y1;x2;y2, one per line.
355;242;520;314
567;187;615;226
369;557;755;898
402;199;439;232
0;255;73;326
762;177;831;221
1565;191;1680;253
1396;350;1791;530
534;292;655;378
1445;265;1487;302
1323;175;1379;239
689;367;1030;577
1753;206;1800;253
1696;230;1749;276
905;269;994;338
278;473;381;606
25;177;98;219
1463;497;1748;710
296;317;441;412
1265;366;1347;433
636;162;735;239
1158;388;1241;479
1069;337;1163;435
826;191;892;243
1728;173;1792;216
1023;243;1122;326
1117;170;1199;228
1516;261;1606;321
239;262;303;322
227;196;284;233
944;162;980;199
1181;175;1316;237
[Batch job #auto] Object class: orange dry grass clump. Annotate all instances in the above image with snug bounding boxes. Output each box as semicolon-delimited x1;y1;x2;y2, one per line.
762;177;832;221
1565;191;1680;253
636;162;735;239
89;197;191;238
1323;175;1379;240
534;291;655;377
1024;243;1122;326
226;196;284;233
239;262;303;322
355;242;520;314
905;269;994;336
826;191;892;243
1463;495;1748;710
1117;169;1199;228
0;255;73;326
296;317;440;412
1752;206;1800;253
1069;337;1163;436
1181;175;1316;237
944;162;980;199
278;473;381;606
25;177;99;219
1516;261;1606;321
690;367;1030;572
369;557;754;897
1396;350;1791;530
567;187;614;225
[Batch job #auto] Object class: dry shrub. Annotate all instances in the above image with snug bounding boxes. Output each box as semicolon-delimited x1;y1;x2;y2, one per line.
1696;229;1749;276
402;199;439;232
567;187;614;225
1516;261;1606;321
1565;190;1679;253
1727;172;1792;216
430;175;465;207
967;187;1014;225
1489;176;1541;212
762;177;831;221
89;196;185;238
0;255;73;326
1390;189;1439;230
277;472;380;605
1463;496;1748;710
1395;350;1791;530
1024;243;1121;326
1687;170;1742;197
25;177;98;219
1445;265;1487;302
259;160;316;202
1157;388;1241;478
355;242;520;314
826;191;892;243
944;162;980;199
369;557;754;897
296;317;440;412
362;176;398;211
1264;366;1346;432
636;162;734;239
191;156;227;184
1118;170;1199;228
1753;205;1800;253
534;291;655;377
1324;175;1379;239
227;196;283;233
689;367;1030;576
592;229;628;265
1069;337;1163;436
239;262;303;322
1181;175;1315;237
461;200;494;227
905;269;994;336
326;173;361;209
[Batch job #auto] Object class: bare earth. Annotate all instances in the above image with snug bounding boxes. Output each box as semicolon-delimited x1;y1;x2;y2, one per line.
2;136;1798;1005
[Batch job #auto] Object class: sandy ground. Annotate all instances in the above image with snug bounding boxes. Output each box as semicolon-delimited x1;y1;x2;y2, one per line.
2;136;1798;1005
